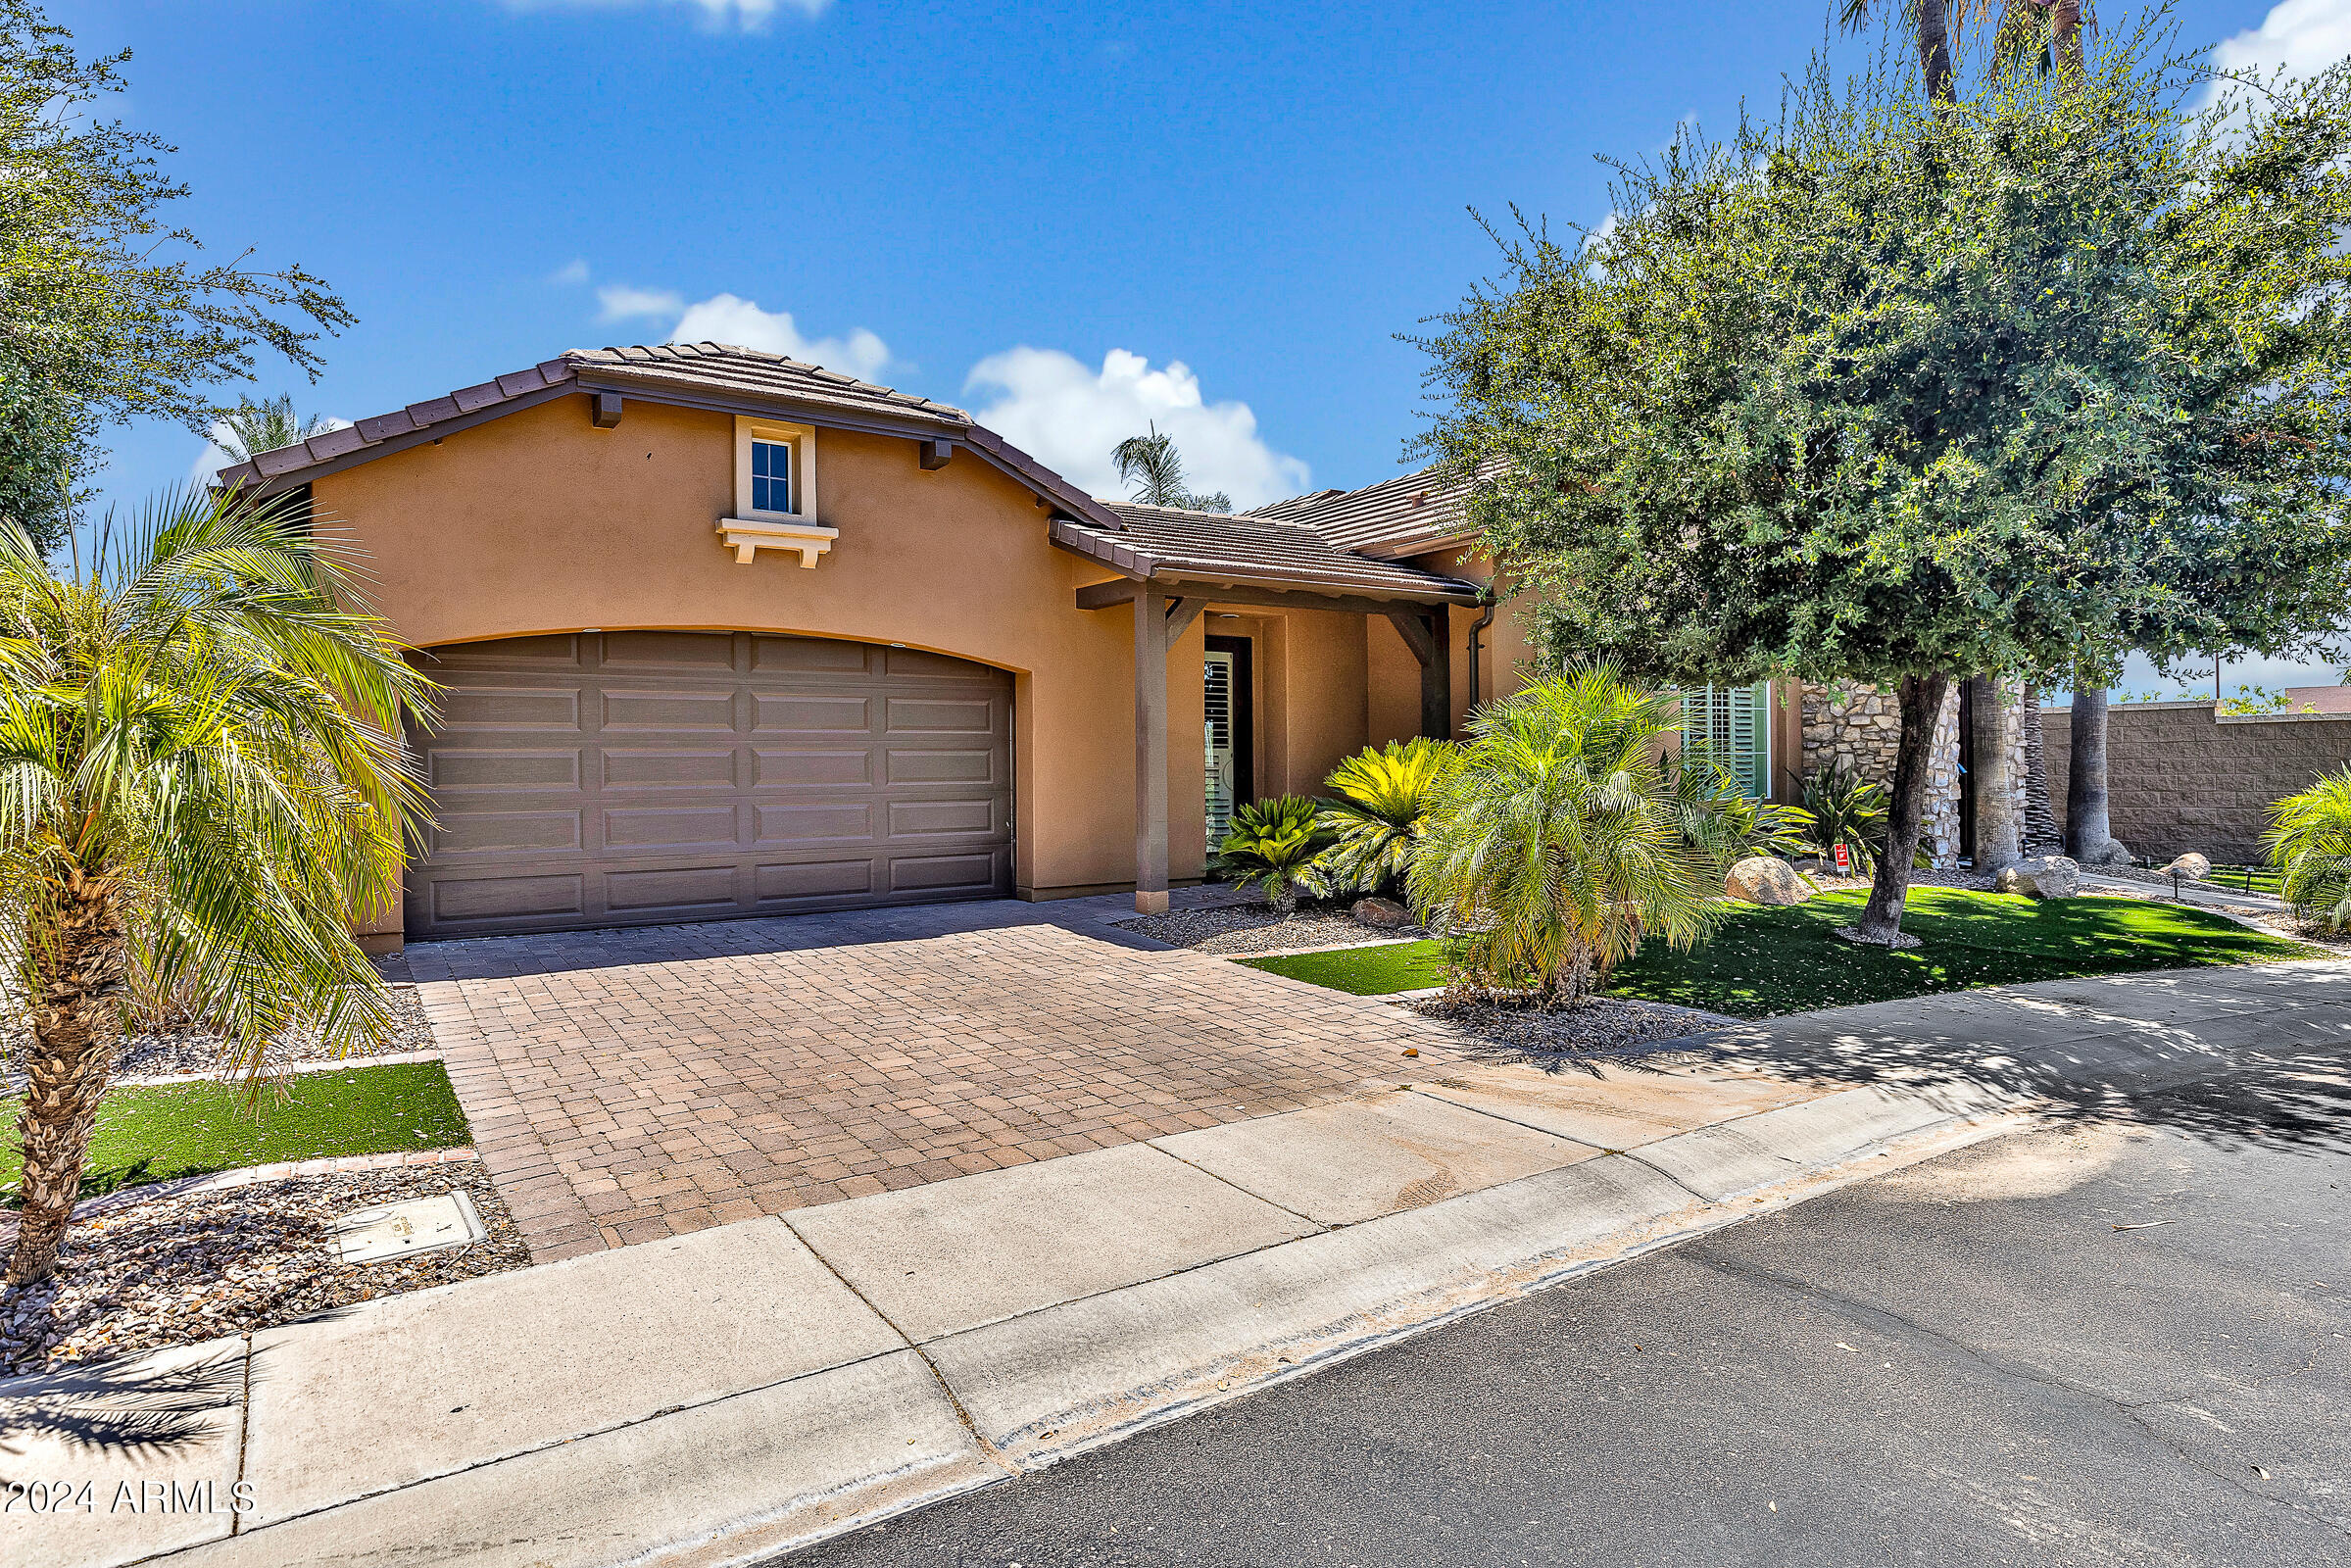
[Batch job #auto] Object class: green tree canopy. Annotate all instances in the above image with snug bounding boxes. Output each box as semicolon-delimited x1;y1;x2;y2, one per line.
0;2;352;548
1416;29;2351;943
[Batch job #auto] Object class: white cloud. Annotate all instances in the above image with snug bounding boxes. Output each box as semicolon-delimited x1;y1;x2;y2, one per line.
548;258;590;286
498;0;828;30
596;283;684;321
188;415;353;485
963;347;1310;510
669;293;892;381
2205;0;2351;100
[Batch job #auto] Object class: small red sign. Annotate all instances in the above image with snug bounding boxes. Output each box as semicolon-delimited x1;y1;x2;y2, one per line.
1833;842;1851;875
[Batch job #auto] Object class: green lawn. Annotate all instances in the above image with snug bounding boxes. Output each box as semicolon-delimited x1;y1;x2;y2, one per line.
2;1060;470;1202
1240;888;2321;1018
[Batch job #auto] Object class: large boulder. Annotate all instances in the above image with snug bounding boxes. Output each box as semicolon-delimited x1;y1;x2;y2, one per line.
1351;896;1411;929
1725;857;1808;906
2164;853;2213;881
1995;855;2081;899
2081;838;2133;868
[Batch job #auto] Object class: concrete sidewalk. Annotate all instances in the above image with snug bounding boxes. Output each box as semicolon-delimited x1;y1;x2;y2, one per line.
8;958;2347;1568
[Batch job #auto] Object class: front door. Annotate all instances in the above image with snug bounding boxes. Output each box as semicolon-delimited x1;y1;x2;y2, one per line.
1204;634;1253;846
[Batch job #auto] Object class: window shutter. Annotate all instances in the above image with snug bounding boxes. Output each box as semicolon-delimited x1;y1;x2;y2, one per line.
1681;682;1771;800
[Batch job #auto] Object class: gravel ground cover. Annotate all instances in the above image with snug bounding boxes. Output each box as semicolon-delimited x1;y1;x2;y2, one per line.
1119;901;1427;956
0;1161;528;1376
1;985;435;1086
1407;995;1741;1058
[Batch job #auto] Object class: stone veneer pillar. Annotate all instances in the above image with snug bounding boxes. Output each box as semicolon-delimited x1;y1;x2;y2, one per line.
1799;679;1969;867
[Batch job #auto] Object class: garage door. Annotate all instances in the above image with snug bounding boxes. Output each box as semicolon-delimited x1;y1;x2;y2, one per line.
405;631;1012;939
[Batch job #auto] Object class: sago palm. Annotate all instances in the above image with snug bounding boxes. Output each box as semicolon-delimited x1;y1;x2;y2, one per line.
2265;767;2351;936
1408;664;1721;1007
1316;737;1457;900
0;487;434;1284
1209;796;1333;915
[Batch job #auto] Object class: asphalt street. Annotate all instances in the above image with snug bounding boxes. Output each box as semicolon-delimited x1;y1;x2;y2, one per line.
793;1081;2349;1567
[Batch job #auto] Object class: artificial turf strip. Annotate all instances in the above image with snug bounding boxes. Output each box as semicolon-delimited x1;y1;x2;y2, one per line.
1;1059;471;1202
1239;887;2322;1018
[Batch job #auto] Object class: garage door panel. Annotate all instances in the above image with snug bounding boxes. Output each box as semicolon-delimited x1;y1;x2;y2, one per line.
605;864;739;913
756;803;873;842
754;637;871;674
756;695;871;734
601;630;737;669
886;747;997;785
754;749;872;788
442;688;581;730
431;810;583;857
431;873;585;924
887;799;995;838
603;749;738;790
602;688;737;732
408;631;1010;938
429;749;582;792
601;805;741;851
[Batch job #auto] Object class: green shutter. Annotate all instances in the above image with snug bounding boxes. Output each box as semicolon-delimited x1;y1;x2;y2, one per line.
1680;682;1771;799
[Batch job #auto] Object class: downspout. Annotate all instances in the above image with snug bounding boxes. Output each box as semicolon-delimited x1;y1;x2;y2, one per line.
1465;583;1497;711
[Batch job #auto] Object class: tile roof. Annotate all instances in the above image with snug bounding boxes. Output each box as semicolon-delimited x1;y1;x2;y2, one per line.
212;342;975;492
1053;504;1479;603
1252;462;1494;559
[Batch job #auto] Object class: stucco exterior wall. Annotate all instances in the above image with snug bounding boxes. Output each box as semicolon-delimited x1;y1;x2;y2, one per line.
314;392;1224;918
2040;700;2351;862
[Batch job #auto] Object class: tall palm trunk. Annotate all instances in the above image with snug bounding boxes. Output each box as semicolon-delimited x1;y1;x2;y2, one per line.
1914;0;1957;103
9;866;128;1285
1847;671;1948;946
1968;674;2022;871
2064;677;2118;864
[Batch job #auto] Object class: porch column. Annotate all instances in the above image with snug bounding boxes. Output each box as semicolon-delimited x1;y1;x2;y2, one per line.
1134;586;1170;913
1384;605;1453;741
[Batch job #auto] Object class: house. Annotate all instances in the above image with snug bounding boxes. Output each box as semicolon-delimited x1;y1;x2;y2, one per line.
218;341;1525;950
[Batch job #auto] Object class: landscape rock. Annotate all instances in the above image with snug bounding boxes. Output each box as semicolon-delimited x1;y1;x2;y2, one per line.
2163;853;2213;881
2082;839;2134;867
1994;855;2081;899
1725;857;1808;906
1351;897;1411;929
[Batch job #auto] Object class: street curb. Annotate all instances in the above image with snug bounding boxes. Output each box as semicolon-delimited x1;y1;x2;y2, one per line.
118;1092;2029;1568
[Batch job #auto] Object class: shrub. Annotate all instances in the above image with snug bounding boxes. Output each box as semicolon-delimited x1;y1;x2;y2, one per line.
1316;738;1459;899
2265;767;2351;934
1408;663;1720;1006
1210;796;1335;915
1669;759;1815;876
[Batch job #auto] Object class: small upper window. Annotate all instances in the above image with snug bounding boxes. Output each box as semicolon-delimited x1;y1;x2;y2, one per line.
751;439;791;514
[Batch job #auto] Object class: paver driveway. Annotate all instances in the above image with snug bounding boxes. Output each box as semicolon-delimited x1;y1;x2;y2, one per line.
403;896;1465;1259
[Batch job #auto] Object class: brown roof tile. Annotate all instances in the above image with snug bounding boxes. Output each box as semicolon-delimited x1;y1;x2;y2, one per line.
1053;504;1478;603
1250;461;1496;560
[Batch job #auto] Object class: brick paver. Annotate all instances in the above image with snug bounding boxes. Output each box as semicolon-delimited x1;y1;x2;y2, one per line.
402;898;1465;1259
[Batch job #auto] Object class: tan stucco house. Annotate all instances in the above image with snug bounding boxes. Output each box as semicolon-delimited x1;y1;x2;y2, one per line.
220;341;1576;950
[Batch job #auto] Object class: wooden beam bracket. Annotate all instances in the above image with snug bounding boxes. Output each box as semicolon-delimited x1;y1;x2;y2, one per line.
591;391;624;429
918;436;953;470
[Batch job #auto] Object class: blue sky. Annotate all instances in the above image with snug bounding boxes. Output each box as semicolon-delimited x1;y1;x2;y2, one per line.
54;0;2351;695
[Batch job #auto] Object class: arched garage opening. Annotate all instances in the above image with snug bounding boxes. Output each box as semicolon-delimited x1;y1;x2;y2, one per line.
404;630;1013;939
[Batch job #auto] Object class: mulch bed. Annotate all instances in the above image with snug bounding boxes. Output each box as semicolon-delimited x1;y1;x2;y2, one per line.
1410;994;1742;1059
1120;901;1426;956
0;1161;529;1377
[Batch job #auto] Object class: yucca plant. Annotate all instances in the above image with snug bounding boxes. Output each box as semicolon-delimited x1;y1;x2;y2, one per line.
2265;767;2351;935
0;487;435;1285
1407;662;1721;1007
1799;763;1892;875
1315;737;1458;899
1209;796;1334;915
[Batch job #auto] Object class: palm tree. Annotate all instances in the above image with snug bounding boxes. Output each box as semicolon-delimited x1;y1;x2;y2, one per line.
2265;767;2351;935
1111;423;1232;514
1407;664;1721;1007
212;395;339;465
0;487;434;1284
1317;738;1458;899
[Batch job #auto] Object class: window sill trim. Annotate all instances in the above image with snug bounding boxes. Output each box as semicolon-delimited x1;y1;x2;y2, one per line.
717;516;839;567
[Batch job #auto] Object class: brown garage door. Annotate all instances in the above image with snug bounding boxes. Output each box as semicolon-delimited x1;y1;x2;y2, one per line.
405;631;1012;939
